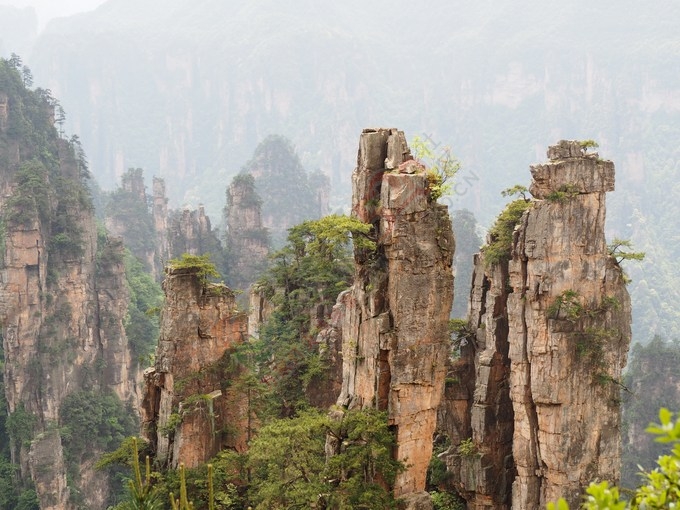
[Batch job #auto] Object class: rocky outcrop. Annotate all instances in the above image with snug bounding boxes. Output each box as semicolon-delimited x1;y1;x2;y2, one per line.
106;170;224;280
1;141;141;509
141;266;249;468
0;65;143;508
441;252;516;509
333;128;454;505
444;140;631;509
166;205;222;260
224;174;269;290
510;141;630;508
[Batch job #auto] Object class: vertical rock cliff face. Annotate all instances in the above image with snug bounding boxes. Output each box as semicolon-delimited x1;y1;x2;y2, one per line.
510;141;630;508
105;168;158;272
225;174;269;290
0;63;141;509
444;140;631;509
334;128;454;505
1;145;140;509
106;171;224;281
142;267;249;468
441;252;515;509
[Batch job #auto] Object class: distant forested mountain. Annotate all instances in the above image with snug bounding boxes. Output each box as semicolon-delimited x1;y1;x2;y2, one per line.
9;0;680;342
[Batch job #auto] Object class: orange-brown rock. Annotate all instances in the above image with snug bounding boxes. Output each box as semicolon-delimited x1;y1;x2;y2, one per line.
509;141;630;508
1;141;141;510
142;266;249;468
443;140;631;509
334;128;454;506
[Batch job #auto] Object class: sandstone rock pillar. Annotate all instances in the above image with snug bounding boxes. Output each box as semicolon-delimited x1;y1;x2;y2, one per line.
509;141;630;508
142;267;248;468
335;128;454;505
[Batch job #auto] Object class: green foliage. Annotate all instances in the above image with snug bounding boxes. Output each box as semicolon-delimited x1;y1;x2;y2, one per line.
60;390;137;464
547;290;584;321
501;184;530;201
430;490;466;510
427;434;451;488
457;438;477;457
575;328;611;368
482;199;533;266
116;438;163;510
578;139;600;152
4;160;51;227
170;464;196;510
5;403;36;449
546;184;580;203
254;215;372;416
608;238;645;264
449;318;474;352
104;168;156;263
547;408;680;509
247;408;401;510
123;250;163;362
168;254;221;286
411;135;461;201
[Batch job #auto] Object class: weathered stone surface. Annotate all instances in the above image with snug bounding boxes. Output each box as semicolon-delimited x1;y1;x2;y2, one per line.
510;147;630;507
335;128;454;498
531;140;614;199
399;491;434;510
142;267;249;468
442;253;515;509
0;139;141;509
167;206;220;259
29;430;69;510
444;141;631;509
247;284;275;340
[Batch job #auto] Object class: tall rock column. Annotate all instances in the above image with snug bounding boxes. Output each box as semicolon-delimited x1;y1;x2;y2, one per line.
224;173;269;290
443;140;631;509
441;250;516;509
335;128;454;505
141;266;249;468
508;141;631;508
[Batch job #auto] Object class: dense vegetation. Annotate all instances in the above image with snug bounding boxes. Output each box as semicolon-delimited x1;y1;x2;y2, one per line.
103;215;407;508
621;336;680;490
104;168;156;263
252;214;373;417
0;55;101;509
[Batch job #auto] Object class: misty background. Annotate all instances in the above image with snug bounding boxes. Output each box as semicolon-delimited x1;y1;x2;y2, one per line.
1;0;679;344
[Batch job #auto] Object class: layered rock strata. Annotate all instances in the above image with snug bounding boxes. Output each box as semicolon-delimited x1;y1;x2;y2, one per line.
444;140;631;509
1;140;140;510
142;267;249;468
334;128;455;504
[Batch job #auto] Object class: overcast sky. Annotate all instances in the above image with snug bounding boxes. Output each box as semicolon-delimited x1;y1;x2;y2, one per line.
0;0;107;31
